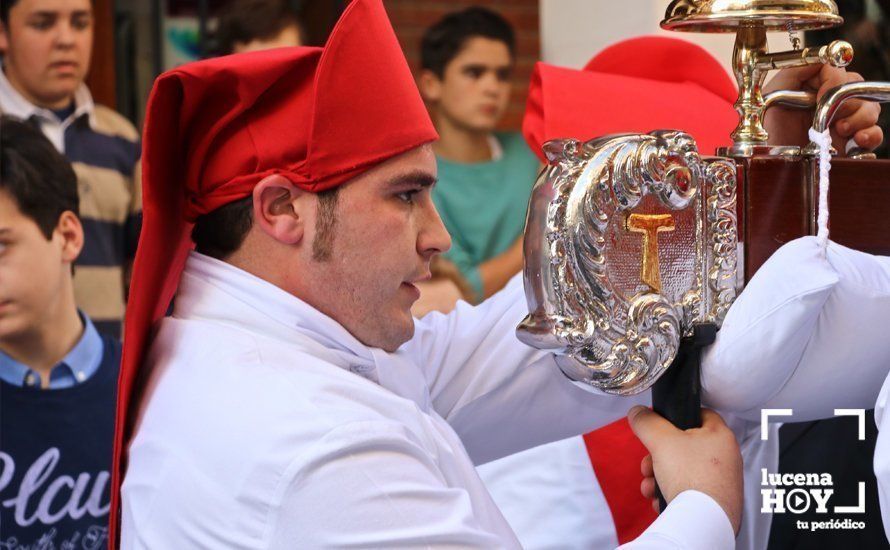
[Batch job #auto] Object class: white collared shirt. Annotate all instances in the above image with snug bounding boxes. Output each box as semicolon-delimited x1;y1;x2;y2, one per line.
0;68;95;152
121;252;735;549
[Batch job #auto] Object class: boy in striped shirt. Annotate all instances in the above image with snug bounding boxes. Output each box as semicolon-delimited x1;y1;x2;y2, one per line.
0;0;141;338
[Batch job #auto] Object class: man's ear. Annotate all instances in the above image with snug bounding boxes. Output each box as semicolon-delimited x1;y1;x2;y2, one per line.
56;211;84;265
252;174;306;245
418;69;443;103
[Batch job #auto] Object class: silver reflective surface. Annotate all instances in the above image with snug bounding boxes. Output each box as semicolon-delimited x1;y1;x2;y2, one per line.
517;132;740;395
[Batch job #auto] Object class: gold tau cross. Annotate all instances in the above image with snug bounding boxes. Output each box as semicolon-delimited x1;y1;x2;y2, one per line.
626;213;675;293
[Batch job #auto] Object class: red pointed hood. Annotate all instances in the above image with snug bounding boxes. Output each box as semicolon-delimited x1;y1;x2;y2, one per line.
109;0;436;544
523;36;738;161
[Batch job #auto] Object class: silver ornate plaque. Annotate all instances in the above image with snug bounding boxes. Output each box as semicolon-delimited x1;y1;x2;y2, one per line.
516;131;740;395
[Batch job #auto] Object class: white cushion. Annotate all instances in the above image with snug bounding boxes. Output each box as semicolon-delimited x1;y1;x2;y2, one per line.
702;236;890;421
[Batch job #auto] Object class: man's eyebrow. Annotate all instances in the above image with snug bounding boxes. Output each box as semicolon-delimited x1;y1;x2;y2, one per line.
0;228;10;235
387;171;437;188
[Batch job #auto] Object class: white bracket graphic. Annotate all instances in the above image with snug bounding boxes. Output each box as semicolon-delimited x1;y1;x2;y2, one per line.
834;409;867;441
761;409;793;440
834;482;866;514
761;408;867;441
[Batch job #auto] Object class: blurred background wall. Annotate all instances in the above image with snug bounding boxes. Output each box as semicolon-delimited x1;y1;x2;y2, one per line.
540;0;795;74
85;0;889;156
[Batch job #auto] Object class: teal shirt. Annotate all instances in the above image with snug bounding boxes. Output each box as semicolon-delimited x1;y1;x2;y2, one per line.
433;132;540;300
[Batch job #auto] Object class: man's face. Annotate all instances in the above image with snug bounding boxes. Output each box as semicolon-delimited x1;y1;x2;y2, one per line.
299;146;451;352
0;0;93;109
425;37;513;133
0;190;71;342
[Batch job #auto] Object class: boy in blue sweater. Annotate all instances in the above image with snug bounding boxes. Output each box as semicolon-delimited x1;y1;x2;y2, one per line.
0;116;120;548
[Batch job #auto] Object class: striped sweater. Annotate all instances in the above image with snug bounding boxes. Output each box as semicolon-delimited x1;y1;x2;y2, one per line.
0;72;141;338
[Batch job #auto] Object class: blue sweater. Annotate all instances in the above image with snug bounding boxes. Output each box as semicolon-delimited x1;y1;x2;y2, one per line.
0;335;120;548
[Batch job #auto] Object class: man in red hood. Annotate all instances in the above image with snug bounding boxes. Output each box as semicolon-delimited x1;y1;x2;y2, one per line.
111;1;881;548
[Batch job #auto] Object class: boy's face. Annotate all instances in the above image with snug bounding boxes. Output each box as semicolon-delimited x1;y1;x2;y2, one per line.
0;190;81;341
0;0;93;110
422;36;513;133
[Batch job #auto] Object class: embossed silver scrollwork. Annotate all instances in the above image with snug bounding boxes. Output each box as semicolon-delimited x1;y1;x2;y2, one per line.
703;158;740;323
517;131;709;395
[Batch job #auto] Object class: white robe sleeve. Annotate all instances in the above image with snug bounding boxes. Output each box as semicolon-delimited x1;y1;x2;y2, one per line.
400;276;747;549
402;274;648;465
270;420;736;550
734;416;779;550
701;238;890;422
872;376;890;543
620;491;736;549
269;420;514;549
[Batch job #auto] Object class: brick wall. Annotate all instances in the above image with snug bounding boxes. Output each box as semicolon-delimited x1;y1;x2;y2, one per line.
385;0;540;131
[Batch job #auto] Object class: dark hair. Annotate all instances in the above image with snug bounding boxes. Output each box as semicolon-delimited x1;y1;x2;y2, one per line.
191;186;340;260
421;7;515;77
191;196;255;260
0;116;79;239
0;0;17;24
311;186;338;262
213;0;304;56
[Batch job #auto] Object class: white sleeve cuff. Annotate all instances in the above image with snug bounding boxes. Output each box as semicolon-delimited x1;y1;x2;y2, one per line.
629;490;735;549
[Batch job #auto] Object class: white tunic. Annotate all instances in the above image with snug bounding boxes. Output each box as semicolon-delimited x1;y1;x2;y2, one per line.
701;237;890;542
121;252;735;549
478;421;774;550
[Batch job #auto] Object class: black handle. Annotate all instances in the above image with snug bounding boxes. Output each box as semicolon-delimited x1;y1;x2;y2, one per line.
651;323;716;512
